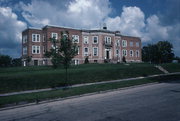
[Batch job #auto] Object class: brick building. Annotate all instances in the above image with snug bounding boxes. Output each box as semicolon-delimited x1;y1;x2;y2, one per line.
22;25;141;66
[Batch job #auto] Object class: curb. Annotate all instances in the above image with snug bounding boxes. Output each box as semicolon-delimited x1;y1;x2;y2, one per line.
0;82;158;111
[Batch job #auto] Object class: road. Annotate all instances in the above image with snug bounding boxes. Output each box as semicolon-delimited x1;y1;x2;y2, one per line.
0;82;180;121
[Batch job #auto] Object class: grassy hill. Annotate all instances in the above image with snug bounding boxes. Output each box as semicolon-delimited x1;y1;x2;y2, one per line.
0;63;179;93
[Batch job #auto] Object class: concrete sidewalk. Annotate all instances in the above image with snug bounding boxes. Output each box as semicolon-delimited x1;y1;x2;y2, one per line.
0;72;180;97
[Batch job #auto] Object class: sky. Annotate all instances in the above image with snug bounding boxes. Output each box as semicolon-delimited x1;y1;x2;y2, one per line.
0;0;179;58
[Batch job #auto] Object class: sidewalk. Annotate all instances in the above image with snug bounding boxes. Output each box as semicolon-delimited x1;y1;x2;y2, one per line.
0;72;180;97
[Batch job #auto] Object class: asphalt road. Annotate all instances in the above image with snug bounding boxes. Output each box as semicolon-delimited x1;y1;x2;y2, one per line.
0;82;180;121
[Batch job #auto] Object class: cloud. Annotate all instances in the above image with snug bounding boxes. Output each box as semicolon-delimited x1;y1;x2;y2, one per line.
20;0;111;28
0;0;180;57
0;7;26;57
105;6;145;38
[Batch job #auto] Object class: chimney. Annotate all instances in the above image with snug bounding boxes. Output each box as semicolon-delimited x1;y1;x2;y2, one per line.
103;23;107;30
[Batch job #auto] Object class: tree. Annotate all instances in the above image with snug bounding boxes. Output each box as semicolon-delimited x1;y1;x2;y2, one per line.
84;56;89;64
45;31;78;83
0;54;12;67
12;58;22;67
142;41;174;63
122;56;126;63
26;56;32;66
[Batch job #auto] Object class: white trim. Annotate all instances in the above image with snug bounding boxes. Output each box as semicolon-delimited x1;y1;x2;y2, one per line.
51;32;58;39
93;47;98;56
32;34;40;42
72;35;79;43
83;36;89;44
122;49;127;57
92;36;98;44
84;47;89;56
122;40;127;47
23;46;27;55
130;50;134;57
32;45;41;54
105;36;111;44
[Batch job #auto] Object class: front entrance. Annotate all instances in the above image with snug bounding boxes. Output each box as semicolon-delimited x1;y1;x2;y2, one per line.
34;60;38;66
106;50;109;59
105;49;111;59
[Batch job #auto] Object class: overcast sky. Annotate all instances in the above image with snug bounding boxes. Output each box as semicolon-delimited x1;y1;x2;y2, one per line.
0;0;180;58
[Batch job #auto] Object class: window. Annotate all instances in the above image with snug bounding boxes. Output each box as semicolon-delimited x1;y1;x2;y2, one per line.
32;34;40;42
84;47;89;56
83;36;89;44
122;40;127;47
130;50;133;57
43;46;46;54
136;42;140;47
75;46;80;55
136;50;140;57
105;37;111;44
93;36;98;44
93;47;98;56
72;35;79;43
130;42;133;47
51;33;58;39
22;35;27;43
32;46;40;54
122;49;127;56
116;49;119;56
116;40;120;46
94;60;98;63
43;34;45;42
23;46;27;55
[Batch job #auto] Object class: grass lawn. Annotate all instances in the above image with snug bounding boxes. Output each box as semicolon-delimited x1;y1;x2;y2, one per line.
0;63;163;93
160;63;180;73
0;74;179;108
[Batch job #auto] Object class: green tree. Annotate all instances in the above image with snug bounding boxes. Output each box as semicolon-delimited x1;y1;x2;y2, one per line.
157;41;174;63
142;41;174;63
122;56;126;63
84;56;89;64
45;31;78;83
12;58;22;67
0;54;12;67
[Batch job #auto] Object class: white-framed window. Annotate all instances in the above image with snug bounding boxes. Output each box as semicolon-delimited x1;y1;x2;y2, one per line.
83;36;89;44
22;35;27;43
32;34;40;42
72;35;79;43
130;42;133;47
105;36;111;44
23;46;27;55
43;34;45;42
122;40;127;47
116;40;120;46
76;46;80;55
43;46;46;54
72;59;79;65
93;36;98;44
136;50;140;57
84;47;89;56
32;46;40;54
130;50;134;57
116;49;119;56
122;49;127;56
51;33;58;39
93;47;98;56
136;42;140;47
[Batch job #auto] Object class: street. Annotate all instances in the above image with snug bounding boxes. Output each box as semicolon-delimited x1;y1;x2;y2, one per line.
0;82;180;121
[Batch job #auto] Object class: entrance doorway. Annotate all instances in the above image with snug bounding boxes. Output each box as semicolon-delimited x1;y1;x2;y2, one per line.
106;50;109;59
105;49;111;59
34;60;38;66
